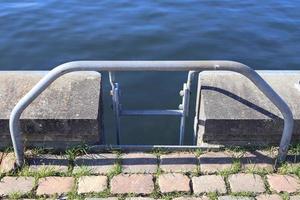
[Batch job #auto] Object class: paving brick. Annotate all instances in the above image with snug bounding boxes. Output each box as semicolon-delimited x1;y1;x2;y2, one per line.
199;151;234;174
111;174;154;194
228;174;265;193
173;197;210;200
241;151;274;172
267;174;300;193
290;196;300;200
160;152;198;173
0;153;15;173
85;198;118;200
192;175;226;194
27;154;69;173
218;196;255;200
77;176;107;194
255;194;282;200
126;198;156;200
122;153;157;173
74;154;117;174
0;176;35;196
158;173;190;193
36;177;75;195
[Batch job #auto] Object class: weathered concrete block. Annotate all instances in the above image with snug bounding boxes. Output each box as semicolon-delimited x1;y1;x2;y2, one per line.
73;153;117;175
122;153;158;174
158;173;190;193
0;71;102;148
228;174;266;193
27;154;69;173
36;177;75;195
111;174;154;194
0;176;35;197
160;152;198;173
196;71;300;146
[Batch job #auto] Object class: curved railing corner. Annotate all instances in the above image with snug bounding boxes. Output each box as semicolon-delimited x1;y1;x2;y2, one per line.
9;60;294;166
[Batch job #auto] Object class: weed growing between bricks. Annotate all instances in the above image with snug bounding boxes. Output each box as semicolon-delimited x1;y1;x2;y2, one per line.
278;162;300;178
230;192;256;198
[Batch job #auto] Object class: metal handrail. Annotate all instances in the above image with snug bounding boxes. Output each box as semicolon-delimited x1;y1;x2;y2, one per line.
9;61;294;166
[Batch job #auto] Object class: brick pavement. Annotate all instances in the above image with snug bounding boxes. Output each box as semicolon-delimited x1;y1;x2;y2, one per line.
0;150;299;199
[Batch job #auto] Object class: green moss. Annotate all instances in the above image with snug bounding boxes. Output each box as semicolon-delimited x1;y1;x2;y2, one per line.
231;191;256;197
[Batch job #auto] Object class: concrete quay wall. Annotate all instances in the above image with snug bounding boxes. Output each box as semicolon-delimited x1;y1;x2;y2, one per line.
0;71;103;148
196;70;300;146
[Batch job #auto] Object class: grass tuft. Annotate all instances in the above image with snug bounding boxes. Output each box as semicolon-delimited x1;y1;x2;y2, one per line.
207;192;218;200
8;191;23;199
107;162;122;179
278;162;300;178
231;191;256;197
72;165;93;178
281;192;290;200
218;159;241;177
65;144;89;161
194;148;203;157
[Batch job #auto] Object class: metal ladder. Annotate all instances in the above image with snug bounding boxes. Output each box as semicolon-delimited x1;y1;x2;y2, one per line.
109;71;196;145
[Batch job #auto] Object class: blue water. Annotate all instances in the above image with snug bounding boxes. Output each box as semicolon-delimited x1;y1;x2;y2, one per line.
1;1;300;144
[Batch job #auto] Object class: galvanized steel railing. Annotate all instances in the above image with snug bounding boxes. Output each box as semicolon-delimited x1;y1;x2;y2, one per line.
9;61;294;166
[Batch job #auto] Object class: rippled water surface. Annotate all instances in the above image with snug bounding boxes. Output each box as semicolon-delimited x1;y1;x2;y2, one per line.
1;1;299;144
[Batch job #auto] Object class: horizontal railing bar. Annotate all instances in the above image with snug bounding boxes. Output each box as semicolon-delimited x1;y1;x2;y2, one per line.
121;109;183;116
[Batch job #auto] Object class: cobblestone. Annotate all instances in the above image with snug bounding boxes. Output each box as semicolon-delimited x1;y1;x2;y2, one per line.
192;175;226;194
1;150;299;198
74;153;117;174
228;174;265;193
126;198;156;200
0;176;35;196
85;198;118;200
290;196;300;200
27;154;69;173
218;197;255;200
36;177;75;195
267;174;300;193
199;151;234;174
160;152;198;173
77;176;107;194
241;151;274;172
158;173;190;193
0;152;15;173
111;174;154;194
122;153;157;173
255;194;282;200
173;197;210;200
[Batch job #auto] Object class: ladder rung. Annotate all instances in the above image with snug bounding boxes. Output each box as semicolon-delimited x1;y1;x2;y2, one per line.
121;109;183;116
